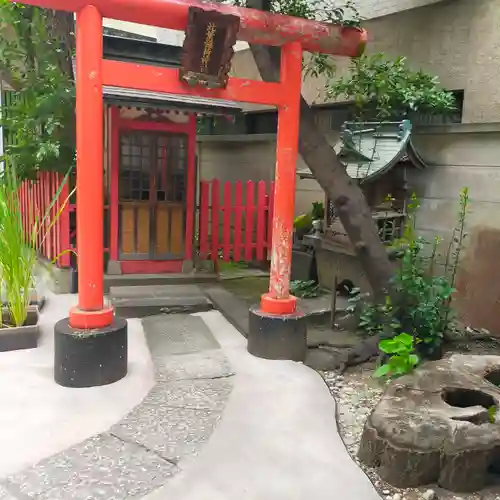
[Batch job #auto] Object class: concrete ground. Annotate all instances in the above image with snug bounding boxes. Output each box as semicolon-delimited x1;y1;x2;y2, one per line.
0;293;154;478
144;310;380;500
0;291;380;500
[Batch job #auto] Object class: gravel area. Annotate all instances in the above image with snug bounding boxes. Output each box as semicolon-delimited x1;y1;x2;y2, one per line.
321;363;500;500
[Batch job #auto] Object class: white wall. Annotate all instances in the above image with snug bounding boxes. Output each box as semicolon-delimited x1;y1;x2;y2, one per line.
103;19;248;50
356;0;449;19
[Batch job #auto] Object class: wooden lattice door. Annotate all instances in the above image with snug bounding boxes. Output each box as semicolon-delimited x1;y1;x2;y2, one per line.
118;130;187;261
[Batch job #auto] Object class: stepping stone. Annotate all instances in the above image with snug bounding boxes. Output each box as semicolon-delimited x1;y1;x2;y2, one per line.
110;284;213;318
3;433;178;500
143;314;220;357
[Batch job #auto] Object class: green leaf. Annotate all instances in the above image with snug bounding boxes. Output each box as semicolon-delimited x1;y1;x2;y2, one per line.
408;354;420;367
379;339;398;353
388;355;407;369
374;364;391;378
397;333;414;347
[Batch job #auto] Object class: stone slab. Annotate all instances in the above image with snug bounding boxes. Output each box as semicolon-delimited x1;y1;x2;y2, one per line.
113;297;211;307
299;294;349;318
143;314;220;356
154;350;234;382
203;285;250;337
110;377;231;463
110;284;206;300
2;433;177;500
104;273;218;293
111;402;223;463
111;285;213;318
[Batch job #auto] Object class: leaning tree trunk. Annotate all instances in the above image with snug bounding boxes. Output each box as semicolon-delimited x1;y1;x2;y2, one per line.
241;0;398;368
246;39;395;302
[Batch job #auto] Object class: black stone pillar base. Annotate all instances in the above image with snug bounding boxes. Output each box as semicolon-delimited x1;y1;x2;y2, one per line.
248;306;307;361
54;317;128;388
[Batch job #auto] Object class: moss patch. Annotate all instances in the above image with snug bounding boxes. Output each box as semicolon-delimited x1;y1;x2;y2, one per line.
220;277;269;307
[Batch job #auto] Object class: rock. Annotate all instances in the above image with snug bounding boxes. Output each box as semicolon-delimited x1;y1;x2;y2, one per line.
382;490;391;495
422;489;436;500
392;494;402;500
358;355;500;493
305;348;338;371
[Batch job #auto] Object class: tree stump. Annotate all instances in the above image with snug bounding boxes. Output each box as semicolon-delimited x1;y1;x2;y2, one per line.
358;355;500;492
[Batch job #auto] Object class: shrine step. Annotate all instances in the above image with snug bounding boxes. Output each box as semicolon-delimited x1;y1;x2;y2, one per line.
104;272;218;293
109;284;213;318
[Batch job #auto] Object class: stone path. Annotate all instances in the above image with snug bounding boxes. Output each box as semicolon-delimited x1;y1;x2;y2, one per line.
0;308;380;500
0;314;234;500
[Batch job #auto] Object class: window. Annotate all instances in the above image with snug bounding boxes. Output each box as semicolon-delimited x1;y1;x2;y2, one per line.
328;90;465;129
410;90;464;125
103;27;157;43
246;111;277;134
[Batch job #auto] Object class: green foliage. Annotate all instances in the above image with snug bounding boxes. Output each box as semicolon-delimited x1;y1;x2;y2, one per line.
233;0;360;25
374;333;419;379
489;405;497;424
352;189;470;370
311;201;325;220
294;213;313;231
290;280;320;298
294;201;324;231
0;167;36;327
0;164;73;327
0;1;75;180
353;295;395;337
327;54;457;120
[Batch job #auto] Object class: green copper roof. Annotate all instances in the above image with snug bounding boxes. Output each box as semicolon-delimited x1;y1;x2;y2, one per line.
297;120;426;182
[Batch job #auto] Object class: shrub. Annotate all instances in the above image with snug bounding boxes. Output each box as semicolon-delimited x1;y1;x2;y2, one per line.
349;189;470;377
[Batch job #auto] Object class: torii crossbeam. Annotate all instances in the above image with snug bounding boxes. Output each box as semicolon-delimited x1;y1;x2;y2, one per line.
10;0;366;386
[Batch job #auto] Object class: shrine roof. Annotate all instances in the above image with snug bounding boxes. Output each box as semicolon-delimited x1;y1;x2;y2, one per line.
103;86;241;114
296;120;427;182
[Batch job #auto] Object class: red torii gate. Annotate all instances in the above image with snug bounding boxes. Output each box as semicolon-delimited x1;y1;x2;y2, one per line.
12;0;366;387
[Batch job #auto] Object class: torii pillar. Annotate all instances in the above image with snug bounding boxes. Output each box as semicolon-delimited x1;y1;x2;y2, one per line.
12;0;366;386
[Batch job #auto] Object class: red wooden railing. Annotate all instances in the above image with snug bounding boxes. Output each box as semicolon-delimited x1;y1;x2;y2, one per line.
18;172;71;267
198;179;275;262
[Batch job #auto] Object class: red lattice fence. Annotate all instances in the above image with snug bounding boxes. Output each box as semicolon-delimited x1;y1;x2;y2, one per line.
18;172;71;267
198;179;275;262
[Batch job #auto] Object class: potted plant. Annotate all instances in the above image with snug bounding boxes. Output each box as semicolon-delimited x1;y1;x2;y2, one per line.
293;213;313;241
311;201;325;234
0;166;72;352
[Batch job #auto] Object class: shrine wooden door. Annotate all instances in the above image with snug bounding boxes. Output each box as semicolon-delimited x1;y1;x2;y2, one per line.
118;130;187;262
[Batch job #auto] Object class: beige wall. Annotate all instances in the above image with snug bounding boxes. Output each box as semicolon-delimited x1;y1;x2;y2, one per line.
356;0;447;19
197;134;332;216
404;125;500;335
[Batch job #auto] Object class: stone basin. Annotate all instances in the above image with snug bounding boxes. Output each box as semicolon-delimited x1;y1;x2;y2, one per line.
358;355;500;492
